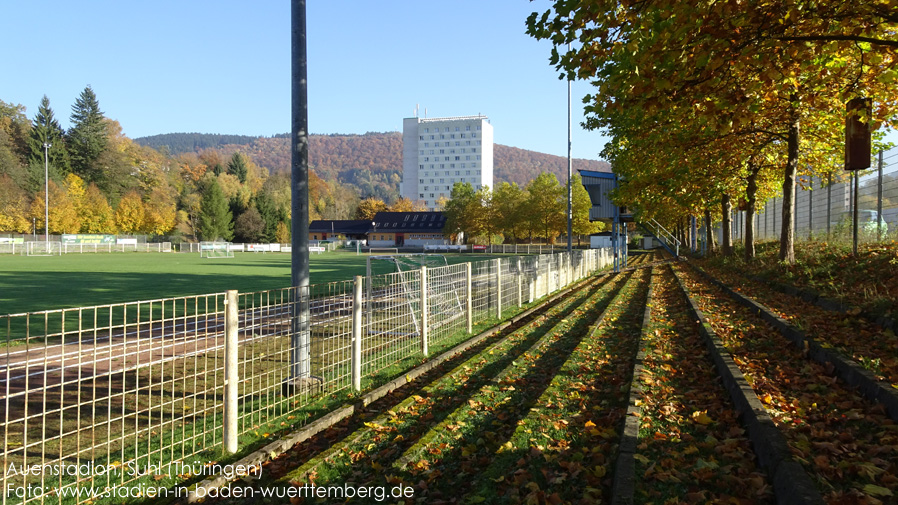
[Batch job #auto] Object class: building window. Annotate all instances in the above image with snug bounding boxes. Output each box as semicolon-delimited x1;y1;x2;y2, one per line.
455;127;459;131
440;134;445;139
472;133;477;138
450;134;455;139
419;136;424;140
460;134;465;138
419;179;424;183
476;126;481;130
466;126;471;131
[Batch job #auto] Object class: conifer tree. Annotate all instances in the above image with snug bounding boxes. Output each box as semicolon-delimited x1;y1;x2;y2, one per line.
28;95;71;176
199;179;234;241
227;152;249;183
68;85;107;181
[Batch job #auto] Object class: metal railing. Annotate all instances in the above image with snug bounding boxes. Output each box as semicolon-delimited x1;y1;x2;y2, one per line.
0;249;612;504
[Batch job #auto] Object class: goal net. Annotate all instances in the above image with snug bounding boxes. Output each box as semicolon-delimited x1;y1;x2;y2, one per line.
26;241;62;256
200;242;235;258
366;254;464;337
368;247;399;255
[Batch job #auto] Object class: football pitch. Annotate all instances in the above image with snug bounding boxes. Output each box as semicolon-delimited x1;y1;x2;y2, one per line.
0;250;503;316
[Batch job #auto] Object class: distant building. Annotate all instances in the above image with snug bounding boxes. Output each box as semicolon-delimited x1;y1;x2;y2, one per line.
368;211;448;247
401;115;494;210
308;220;371;241
308;213;449;248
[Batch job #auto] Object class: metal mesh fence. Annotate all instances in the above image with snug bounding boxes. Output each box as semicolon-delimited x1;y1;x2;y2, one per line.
1;294;227;503
1;248;611;503
714;147;898;246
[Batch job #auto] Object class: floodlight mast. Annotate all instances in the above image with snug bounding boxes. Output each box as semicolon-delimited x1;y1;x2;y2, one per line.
290;0;311;381
43;142;51;246
566;43;573;253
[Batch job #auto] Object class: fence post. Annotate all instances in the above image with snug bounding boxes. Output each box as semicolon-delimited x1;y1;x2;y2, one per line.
420;266;428;356
352;276;363;391
517;258;523;307
223;289;239;454
495;258;502;319
466;262;473;333
827;174;832;237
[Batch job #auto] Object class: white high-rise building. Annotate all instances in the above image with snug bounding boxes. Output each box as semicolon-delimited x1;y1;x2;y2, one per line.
401;115;493;210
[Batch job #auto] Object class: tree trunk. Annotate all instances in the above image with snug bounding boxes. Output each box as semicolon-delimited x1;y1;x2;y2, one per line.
745;162;760;261
704;208;715;254
779;113;800;264
721;194;732;256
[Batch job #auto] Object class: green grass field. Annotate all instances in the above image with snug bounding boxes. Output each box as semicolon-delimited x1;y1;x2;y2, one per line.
0;250;505;315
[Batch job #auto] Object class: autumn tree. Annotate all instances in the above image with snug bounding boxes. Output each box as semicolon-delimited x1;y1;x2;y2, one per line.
355;197;388;220
388;197;427;213
234;207;265;243
80;183;116;233
526;173;564;244
442;182;481;243
143;187;177;236
493;182;529;243
0;100;30;186
571;174;602;245
529;0;897;263
30;180;80;234
0;174;31;233
115;191;145;234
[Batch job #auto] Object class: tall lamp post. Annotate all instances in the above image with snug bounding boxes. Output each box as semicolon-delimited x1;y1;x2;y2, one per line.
43;142;51;247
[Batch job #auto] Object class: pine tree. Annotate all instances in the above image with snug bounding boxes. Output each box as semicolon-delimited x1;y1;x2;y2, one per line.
28;95;71;176
227;152;248;183
199;179;234;241
68;85;107;181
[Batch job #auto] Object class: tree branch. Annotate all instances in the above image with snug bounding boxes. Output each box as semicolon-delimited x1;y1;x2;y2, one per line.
776;34;898;48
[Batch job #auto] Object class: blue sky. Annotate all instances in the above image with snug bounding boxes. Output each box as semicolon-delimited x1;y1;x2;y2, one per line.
3;1;606;160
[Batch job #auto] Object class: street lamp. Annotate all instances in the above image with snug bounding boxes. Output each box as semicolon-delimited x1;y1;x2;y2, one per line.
43;142;51;247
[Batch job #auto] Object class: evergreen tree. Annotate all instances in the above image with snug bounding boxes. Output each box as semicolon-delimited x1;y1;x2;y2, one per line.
68;85;108;181
199;179;234;241
28;95;71;176
254;191;279;242
227;152;249;183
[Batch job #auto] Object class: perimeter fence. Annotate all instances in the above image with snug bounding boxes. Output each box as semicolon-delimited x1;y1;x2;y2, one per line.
0;248;612;504
714;147;898;246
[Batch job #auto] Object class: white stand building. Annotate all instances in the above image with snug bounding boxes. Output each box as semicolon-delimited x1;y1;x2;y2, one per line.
401;115;494;210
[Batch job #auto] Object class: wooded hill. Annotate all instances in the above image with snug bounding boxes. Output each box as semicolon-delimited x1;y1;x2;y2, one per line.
135;132;611;190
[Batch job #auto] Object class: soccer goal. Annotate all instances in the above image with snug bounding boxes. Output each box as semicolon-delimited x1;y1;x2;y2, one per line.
26;241;62;256
365;254;465;337
368;247;399;255
200;242;235;258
